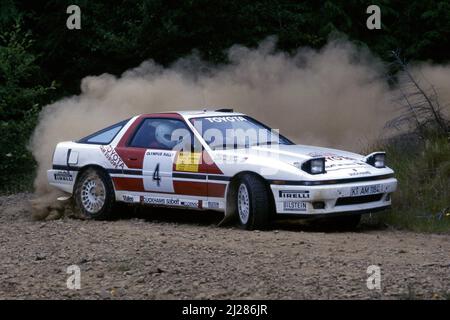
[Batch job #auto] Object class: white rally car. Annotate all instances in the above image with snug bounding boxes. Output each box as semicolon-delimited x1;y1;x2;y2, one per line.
48;109;397;229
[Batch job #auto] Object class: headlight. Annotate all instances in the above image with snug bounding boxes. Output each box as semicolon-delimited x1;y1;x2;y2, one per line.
366;152;386;168
301;157;326;174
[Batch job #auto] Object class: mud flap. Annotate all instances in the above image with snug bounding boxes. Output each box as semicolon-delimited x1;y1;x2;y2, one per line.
57;195;72;201
56;194;81;218
217;207;236;227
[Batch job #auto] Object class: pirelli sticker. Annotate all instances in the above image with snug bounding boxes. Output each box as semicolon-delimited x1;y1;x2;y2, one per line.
175;152;202;172
279;190;310;199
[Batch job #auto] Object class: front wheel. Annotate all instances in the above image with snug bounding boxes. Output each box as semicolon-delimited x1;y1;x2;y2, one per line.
74;168;116;219
236;174;271;230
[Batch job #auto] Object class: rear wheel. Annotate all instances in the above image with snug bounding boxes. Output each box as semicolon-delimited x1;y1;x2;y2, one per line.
236;174;271;230
74;168;116;219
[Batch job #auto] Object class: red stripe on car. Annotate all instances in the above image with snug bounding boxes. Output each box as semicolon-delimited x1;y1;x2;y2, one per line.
112;177;144;192
112;177;226;198
207;183;226;198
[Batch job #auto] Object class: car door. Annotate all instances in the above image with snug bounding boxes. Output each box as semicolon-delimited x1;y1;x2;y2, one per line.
115;116;208;201
127;117;187;193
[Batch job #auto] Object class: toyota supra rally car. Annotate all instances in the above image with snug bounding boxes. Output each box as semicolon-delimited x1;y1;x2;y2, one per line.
48;109;397;229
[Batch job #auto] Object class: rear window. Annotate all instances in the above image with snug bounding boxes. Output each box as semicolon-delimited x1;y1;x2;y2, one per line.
77;119;130;145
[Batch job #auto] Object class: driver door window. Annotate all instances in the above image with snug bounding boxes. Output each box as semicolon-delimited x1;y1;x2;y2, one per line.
129;118;194;151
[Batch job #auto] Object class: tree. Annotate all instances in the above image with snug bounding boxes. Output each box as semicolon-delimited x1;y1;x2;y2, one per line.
387;51;449;138
0;19;54;192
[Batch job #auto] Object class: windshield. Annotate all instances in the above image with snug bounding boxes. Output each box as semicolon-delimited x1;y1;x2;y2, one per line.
190;115;293;150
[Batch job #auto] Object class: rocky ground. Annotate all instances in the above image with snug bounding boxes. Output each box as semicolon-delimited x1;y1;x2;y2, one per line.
0;193;449;299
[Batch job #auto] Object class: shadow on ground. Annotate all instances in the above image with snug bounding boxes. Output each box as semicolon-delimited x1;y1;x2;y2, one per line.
112;204;388;233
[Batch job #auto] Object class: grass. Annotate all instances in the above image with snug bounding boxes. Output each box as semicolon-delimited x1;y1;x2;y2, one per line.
379;134;450;233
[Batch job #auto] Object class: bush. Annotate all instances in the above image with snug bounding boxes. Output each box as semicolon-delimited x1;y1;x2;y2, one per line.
0;20;54;193
380;134;450;232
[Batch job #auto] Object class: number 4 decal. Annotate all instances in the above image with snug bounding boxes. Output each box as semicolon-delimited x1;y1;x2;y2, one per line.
153;163;161;186
143;150;175;193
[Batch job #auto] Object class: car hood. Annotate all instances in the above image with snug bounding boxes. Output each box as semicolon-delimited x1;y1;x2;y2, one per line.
215;144;372;172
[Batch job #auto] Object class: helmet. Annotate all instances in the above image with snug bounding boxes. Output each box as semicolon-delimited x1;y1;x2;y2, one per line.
155;122;177;148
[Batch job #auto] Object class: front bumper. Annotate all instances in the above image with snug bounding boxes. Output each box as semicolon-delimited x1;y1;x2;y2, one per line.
270;177;397;216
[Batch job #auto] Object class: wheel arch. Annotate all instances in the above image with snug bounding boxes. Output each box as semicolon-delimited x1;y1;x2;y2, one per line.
224;170;275;221
74;164;115;191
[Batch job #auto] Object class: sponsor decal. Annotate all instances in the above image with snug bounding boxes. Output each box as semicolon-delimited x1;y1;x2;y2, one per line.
122;194;139;203
327;162;366;168
146;150;173;157
141;196;199;208
279;190;310;199
283;201;307;211
207;201;220;209
348;170;372;176
308;152;355;161
205;116;247;123
100;145;125;170
54;171;73;182
166;198;180;206
307;152;369;169
175;152;202;172
180;200;199;208
142;196;166;205
350;184;382;196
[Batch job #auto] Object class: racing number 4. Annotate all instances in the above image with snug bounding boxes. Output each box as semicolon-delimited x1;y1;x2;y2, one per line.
153;163;161;186
142;151;175;193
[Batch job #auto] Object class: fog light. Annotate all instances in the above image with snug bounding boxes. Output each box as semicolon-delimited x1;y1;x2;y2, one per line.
312;201;325;209
385;193;391;201
373;154;385;168
311;159;324;174
365;152;386;168
301;157;326;174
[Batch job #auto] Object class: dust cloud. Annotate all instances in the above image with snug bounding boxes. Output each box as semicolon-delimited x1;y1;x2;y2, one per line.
28;37;449;217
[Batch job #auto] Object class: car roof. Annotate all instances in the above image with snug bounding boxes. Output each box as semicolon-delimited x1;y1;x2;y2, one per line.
139;109;245;119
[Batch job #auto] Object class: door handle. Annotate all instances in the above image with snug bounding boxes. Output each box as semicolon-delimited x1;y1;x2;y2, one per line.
128;157;138;161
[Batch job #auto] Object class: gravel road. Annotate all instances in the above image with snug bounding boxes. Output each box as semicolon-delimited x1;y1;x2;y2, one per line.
0;193;449;299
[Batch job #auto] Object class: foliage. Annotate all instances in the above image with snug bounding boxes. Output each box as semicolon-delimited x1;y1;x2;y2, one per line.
0;0;447;94
0;19;55;192
376;50;450;232
380;134;450;232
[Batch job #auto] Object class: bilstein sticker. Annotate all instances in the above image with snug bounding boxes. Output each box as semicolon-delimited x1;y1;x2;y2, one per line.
283;201;307;211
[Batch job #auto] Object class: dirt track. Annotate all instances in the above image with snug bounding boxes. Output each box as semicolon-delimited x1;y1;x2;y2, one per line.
0;193;449;299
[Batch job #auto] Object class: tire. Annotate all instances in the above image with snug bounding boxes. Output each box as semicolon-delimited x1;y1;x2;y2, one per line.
235;174;271;230
74;168;116;219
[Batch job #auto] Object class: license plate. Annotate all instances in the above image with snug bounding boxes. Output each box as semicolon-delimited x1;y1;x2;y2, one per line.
283;201;307;211
350;184;382;196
